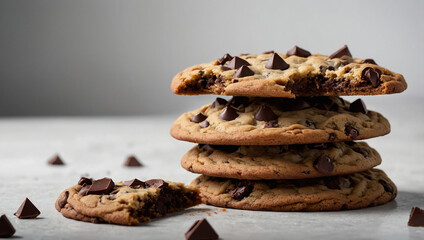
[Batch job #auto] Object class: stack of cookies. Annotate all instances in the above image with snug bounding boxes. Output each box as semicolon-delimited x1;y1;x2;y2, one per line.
170;45;407;211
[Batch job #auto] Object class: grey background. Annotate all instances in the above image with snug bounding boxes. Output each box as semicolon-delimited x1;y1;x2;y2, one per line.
0;0;422;116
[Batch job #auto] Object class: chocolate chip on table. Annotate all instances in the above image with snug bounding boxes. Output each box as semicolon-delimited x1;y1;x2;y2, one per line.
0;215;15;238
191;113;208;123
87;178;115;195
219;106;239;121
48;154;65;165
78;177;92;186
286;45;311;57
14;198;41;219
124;178;145;188
265;53;289;70
361;67;380;87
230;182;253;201
349;99;368;114
378;180;394;194
344;125;359;139
145;179;169;189
254;106;278;121
200;120;210;128
408;207;424;227
313;155;334;174
264;121;279;128
227;56;250;69
234;65;254;78
185;218;219;240
217;53;233;65
124;155;143;167
362;58;377;65
58;191;69;208
329;45;352;59
211;97;228;108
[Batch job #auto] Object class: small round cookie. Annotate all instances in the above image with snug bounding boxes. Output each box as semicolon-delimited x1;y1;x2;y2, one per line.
182;142;381;180
191;169;397;211
170;96;390;145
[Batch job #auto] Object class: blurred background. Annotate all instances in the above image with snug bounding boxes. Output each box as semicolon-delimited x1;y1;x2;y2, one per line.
0;0;422;116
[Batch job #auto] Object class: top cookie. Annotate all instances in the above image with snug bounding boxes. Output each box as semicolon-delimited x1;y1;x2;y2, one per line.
171;45;407;97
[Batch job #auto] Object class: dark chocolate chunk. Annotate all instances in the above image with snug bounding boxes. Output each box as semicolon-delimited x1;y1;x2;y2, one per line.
124;178;145;188
329;45;352;59
146;179;169;189
230;183;253;201
209;145;239;153
234;65;254;78
124;155;143;167
191;113;208;123
78;177;92;186
229;96;250;108
363;58;377;65
281;98;311;111
227;56;250;69
220;66;231;71
328;133;336;142
211;97;228;108
14;198;40;219
218;53;233;65
200;120;210;128
87;178;115;195
254;106;278;121
313;155;334;174
262;50;274;54
345;125;359;139
349;99;368;114
48;154;65;165
78;185;90;196
58;191;69;208
185;218;219;240
286;45;311;57
361;67;380;86
319;65;335;74
408;207;424;227
265;53;289;70
305;120;316;129
378;180;394;194
264;121;279;128
219;106;239;121
0;215;15;238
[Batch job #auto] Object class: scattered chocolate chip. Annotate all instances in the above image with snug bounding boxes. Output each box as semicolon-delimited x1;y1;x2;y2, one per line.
234;65;254;78
329;45;352;59
48;154;65;165
345;125;359;139
319;65;335;74
229;96;250;108
286;45;311;57
78;177;92;186
218;53;233;65
328;133;336;141
313;155;334;174
185;218;219;240
87;178;115;195
0;215;15;238
264;121;279;128
58;191;69;208
219;106;239;121
227;56;250;69
262;50;274;54
211;97;228;108
124;178;145;188
305;120;316;129
191;113;207;123
408;207;424;227
200;120;209;128
349;99;368;114
78;185;90;196
254;106;278;121
145;179;168;189
209;145;239;153
14;198;40;219
265;53;289;70
281;98;311;111
230;182;253;201
361;67;380;87
363;58;377;65
124;155;143;167
378;180;394;194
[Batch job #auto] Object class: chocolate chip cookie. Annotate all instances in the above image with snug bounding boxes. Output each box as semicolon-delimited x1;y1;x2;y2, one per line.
171;45;406;97
181;142;381;180
170;96;390;145
191;169;396;211
55;177;200;225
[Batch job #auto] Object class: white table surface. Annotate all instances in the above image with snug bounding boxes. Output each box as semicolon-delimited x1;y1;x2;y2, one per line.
0;96;423;240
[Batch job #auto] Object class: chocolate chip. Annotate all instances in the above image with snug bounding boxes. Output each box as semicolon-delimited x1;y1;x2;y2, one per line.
378;180;394;194
328;133;336;142
329;45;352;59
234;65;254;78
254;106;278;121
185;218;219;240
219;106;239;121
199;144;215;152
319;65;335;74
209;145;239;153
78;177;92;186
200;120;209;128
58;191;69;208
14;198;40;219
349;99;368;114
124;155;143;167
361;67;380;87
305;120;316;129
229;96;250;108
0;215;15;238
124;178;145;188
345;141;356;146
363;58;377;65
408;207;424;227
286;45;311;57
48;154;65;165
220;66;231;71
310;97;338;111
191;113;207;123
345;125;359;139
227;56;250;69
325;176;342;189
218;53;233;65
264;121;279;128
87;178;115;195
265;53;289;70
145;179;169;189
313;155;334;174
230;182;253;201
211;97;228;108
78;185;90;196
280;98;311;111
262;50;274;54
